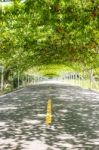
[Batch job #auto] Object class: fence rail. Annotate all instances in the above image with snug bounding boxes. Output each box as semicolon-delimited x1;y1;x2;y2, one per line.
61;72;99;91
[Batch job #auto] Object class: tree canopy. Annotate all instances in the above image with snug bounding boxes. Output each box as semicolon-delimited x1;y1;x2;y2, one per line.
0;0;99;73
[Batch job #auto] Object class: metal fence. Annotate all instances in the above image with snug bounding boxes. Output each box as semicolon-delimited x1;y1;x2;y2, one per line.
0;66;43;93
61;72;99;91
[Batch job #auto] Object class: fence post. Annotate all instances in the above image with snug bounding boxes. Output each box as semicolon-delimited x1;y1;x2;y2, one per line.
1;66;4;92
18;70;20;88
89;69;93;89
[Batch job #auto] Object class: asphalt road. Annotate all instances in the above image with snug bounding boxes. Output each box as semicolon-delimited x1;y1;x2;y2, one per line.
0;84;99;150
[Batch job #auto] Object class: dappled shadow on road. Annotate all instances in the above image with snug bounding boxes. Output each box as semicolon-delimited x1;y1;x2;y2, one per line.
0;84;99;150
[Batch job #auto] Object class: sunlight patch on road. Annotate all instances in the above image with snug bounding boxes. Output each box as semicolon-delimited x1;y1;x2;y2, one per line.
55;142;74;148
0;122;6;126
86;139;99;145
23;119;41;125
59;109;68;113
0;138;17;150
21;140;48;150
0;106;17;111
37;114;45;118
21;140;60;150
57;134;75;140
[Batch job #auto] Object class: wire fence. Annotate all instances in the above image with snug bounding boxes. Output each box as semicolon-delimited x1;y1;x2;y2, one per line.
0;68;99;95
0;67;43;94
61;72;99;91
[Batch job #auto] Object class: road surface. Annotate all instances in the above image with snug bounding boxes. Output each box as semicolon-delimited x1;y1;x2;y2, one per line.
0;83;99;150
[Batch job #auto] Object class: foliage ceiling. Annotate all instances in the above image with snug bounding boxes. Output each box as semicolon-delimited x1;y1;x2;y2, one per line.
0;0;99;72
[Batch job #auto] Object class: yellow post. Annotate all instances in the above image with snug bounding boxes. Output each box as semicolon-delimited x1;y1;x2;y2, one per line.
45;99;52;126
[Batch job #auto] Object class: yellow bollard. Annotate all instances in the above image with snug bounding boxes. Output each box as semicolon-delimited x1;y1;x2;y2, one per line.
45;99;52;126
